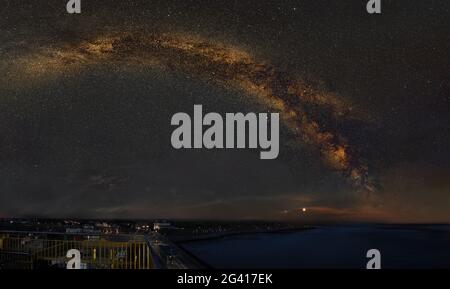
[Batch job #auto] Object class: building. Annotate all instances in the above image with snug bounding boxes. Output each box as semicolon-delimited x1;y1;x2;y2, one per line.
153;222;171;231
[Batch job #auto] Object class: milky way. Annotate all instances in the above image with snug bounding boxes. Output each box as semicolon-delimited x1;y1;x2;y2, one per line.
1;0;449;222
3;31;375;193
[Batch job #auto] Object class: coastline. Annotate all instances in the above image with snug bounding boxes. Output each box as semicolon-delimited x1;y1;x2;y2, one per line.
172;226;315;244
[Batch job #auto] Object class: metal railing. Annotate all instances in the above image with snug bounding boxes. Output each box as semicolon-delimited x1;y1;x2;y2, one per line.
0;233;153;269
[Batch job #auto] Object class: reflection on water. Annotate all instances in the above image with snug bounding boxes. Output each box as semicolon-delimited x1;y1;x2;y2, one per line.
181;225;450;268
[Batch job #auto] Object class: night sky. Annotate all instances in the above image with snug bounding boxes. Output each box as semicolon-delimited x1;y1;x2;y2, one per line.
0;0;449;222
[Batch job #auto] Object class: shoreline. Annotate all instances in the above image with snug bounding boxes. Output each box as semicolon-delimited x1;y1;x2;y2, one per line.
172;226;316;244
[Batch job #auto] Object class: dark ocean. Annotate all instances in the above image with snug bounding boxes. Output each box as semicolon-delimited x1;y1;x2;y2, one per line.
181;225;450;268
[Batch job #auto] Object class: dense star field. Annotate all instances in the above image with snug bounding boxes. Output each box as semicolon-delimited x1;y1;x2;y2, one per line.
0;0;449;222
